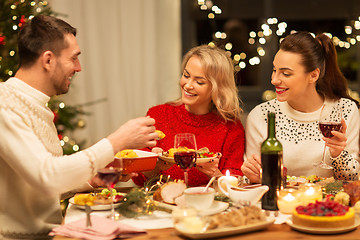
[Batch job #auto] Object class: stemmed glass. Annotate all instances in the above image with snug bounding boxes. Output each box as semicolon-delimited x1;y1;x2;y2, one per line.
174;133;197;187
313;104;342;169
97;158;123;220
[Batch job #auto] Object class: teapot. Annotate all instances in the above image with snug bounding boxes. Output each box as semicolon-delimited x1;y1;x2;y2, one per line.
218;178;269;205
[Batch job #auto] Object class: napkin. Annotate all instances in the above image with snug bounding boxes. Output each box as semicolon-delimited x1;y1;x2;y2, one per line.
49;215;147;240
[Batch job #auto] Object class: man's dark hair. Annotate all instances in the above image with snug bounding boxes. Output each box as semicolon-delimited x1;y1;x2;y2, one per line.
17;15;77;68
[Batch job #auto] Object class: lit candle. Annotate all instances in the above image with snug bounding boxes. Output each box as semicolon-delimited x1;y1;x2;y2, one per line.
299;183;322;205
277;188;301;214
218;170;238;192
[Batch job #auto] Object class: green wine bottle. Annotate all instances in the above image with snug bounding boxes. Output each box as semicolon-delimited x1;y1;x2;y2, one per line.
261;112;283;210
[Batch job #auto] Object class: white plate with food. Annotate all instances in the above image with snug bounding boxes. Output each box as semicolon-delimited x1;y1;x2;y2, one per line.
175;216;275;239
69;197;122;211
286;217;360;234
69;192;124;211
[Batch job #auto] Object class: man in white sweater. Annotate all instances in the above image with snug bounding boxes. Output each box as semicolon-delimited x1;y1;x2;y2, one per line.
0;15;158;239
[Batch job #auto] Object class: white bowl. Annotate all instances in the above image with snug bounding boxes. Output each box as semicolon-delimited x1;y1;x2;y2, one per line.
184;187;215;210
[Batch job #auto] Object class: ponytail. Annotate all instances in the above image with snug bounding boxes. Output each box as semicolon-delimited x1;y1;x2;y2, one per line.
280;32;359;108
316;34;359;107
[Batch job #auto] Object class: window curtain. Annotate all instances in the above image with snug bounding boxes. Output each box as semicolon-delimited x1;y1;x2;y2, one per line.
50;0;181;147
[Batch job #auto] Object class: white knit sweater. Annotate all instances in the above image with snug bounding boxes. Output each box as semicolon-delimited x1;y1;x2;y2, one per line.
0;78;114;239
245;98;359;180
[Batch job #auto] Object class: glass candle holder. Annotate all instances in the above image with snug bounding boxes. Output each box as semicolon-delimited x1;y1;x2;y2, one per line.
298;183;322;205
277;188;301;214
172;207;204;233
172;207;198;225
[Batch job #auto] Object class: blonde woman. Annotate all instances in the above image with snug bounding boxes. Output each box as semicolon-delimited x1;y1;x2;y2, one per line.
133;45;245;187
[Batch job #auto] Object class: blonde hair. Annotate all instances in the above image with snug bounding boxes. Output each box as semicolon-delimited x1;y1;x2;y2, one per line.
168;45;243;122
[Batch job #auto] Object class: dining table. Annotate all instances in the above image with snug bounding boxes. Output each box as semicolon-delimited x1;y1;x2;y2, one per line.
54;224;360;240
53;187;360;240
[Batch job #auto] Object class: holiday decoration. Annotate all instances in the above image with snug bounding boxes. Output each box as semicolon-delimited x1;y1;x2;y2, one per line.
195;0;360;101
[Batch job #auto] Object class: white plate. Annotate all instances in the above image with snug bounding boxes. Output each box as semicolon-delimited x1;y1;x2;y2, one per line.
69;197;121;211
175;216;275;239
154;200;229;216
286;217;360;234
158;155;215;164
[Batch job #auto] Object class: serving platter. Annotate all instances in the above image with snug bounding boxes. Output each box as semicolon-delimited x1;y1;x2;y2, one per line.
175;216;275;239
286;217;360;234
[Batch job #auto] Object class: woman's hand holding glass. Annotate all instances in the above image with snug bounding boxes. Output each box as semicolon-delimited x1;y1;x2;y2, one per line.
324;118;347;158
314;104;343;169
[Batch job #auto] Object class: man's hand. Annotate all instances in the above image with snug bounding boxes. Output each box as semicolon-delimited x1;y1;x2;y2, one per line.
107;116;158;153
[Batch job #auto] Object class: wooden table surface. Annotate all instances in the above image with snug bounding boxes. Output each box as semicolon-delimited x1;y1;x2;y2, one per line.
54;187;360;240
54;223;360;240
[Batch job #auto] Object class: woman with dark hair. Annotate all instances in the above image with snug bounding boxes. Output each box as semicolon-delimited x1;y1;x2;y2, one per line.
242;32;359;183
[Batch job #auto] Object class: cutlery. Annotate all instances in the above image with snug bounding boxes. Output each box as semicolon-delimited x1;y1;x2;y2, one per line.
203;176;216;192
241;183;262;189
85;204;92;228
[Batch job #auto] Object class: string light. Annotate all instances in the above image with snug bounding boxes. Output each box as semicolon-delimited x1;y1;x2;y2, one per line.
197;0;360;70
72;145;80;152
345;26;352;34
59;102;65;108
225;42;232;50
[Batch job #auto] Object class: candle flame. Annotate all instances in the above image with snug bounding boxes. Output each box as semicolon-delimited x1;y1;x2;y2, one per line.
305;188;315;195
225;170;230;177
283;193;296;201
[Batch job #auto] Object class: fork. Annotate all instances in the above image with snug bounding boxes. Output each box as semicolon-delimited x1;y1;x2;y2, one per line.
85;204;92;228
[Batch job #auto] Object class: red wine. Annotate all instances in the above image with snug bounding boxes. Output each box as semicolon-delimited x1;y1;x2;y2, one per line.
319;122;342;138
261;112;282;211
174;151;197;171
261;153;282;210
97;168;122;188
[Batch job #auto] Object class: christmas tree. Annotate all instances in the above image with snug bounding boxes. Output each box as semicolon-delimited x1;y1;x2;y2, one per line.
0;0;86;154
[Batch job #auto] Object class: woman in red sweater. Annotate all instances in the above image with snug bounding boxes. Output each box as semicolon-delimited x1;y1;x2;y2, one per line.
133;45;245;187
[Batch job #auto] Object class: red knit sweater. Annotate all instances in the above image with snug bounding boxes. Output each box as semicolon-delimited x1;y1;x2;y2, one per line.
132;104;245;186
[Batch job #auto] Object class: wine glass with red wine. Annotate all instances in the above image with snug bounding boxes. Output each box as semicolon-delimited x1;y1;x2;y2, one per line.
97;158;123;220
174;133;197;187
313;103;342;169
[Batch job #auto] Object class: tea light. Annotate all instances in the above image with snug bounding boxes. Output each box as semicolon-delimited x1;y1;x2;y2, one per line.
172;207;198;225
277;188;301;214
218;170;238;190
298;183;322;205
